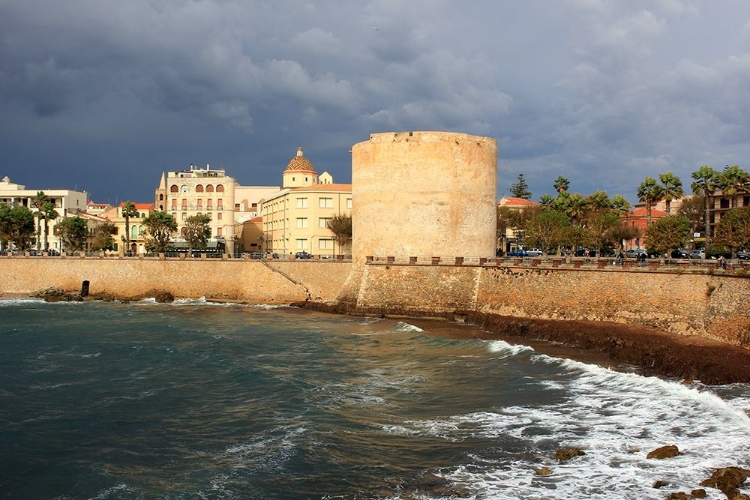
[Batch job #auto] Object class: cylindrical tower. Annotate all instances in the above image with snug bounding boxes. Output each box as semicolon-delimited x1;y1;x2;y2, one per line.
352;131;497;263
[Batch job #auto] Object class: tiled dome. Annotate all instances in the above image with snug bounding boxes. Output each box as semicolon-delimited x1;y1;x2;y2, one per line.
285;147;317;173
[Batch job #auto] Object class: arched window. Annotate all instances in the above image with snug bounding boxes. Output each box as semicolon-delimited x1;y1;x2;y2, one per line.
206;185;214;193
216;184;224;192
159;194;164;201
181;227;187;237
196;184;204;193
170;184;179;193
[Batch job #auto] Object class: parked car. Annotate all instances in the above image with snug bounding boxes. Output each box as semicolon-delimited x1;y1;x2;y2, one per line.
250;252;266;259
688;250;705;259
624;248;647;259
737;251;749;260
295;251;313;259
506;249;527;257
671;249;689;259
526;248;544;257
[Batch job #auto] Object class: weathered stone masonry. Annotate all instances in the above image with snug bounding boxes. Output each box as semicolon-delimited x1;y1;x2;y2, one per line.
2;258;748;346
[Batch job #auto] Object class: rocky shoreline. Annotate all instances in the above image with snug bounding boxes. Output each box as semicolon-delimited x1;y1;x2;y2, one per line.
292;301;750;386
16;289;750;385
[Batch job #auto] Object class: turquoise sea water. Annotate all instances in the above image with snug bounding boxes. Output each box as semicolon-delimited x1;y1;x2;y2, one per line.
1;298;749;499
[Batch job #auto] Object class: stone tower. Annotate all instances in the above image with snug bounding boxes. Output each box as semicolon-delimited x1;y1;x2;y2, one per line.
351;131;497;263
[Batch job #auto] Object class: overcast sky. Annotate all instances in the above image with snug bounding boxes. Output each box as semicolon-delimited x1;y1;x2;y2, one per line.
2;0;750;206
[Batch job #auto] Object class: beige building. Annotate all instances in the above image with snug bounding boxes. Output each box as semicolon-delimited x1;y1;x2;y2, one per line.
0;176;88;251
497;196;540;253
351;131;497;263
154;164;236;255
262;148;352;257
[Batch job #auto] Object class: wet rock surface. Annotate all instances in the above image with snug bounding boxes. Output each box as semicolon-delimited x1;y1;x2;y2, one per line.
32;287;82;302
647;445;681;459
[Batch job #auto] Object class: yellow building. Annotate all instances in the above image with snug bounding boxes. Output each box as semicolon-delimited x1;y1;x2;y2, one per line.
262;148;352;257
99;202;155;255
154;164;236;255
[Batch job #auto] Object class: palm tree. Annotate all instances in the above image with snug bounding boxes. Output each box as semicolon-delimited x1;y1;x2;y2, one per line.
538;194;555;210
610;195;631;215
326;214;353;256
637;176;665;226
122;201;139;254
658;171;683;215
565;193;586;225
41;201;58;251
719;165;750;209
691;165;719;243
32;191;48;251
553;176;570;196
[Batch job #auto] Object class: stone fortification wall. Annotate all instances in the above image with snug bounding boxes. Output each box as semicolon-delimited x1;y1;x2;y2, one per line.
351;131;497;263
0;258;352;304
354;264;750;346
3;258;748;346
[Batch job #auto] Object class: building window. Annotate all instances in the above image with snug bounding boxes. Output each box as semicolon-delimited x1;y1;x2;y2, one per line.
217;198;223;210
217;227;222;236
170;184;178;193
171;200;177;208
319;197;333;208
346;198;352;209
182;213;187;220
296;217;308;228
319;217;331;228
720;198;730;209
206;185;214;193
296;239;307;249
319;239;334;250
217;184;224;192
197;199;202;208
159;194;164;201
196;185;204;193
217;213;222;221
296;197;308;208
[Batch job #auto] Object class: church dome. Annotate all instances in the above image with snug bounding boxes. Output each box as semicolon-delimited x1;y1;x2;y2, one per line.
285;147;317;173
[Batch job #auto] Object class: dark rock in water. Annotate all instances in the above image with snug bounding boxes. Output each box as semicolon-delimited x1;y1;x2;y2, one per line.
700;466;750;498
666;492;690;500
689;489;707;498
646;445;680;459
555;447;585;462
154;291;174;303
653;480;669;488
32;287;82;302
535;467;552;476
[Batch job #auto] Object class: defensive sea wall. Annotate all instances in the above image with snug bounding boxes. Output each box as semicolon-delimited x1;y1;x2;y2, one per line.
2;257;748;346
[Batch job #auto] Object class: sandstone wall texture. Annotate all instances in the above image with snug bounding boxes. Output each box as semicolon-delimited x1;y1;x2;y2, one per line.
354;265;750;346
351;131;497;263
0;257;352;304
3;258;748;346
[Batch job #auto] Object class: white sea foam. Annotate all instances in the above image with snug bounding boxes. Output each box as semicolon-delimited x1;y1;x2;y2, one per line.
396;322;424;332
386;352;750;499
487;339;536;358
223;425;306;472
0;298;46;306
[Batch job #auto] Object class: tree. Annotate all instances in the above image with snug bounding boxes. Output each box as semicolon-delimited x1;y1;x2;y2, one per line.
691;165;719;242
0;204;36;250
122;201;140;254
40;200;59;251
538;194;555;210
585;211;621;253
143;211;177;253
509;174;532;200
678;195;705;240
644;215;691;258
603;222;641;254
718;165;750;209
610;195;631;215
564;192;586;225
327;214;353;255
90;221;118;252
524;210;572;255
183;214;212;255
637;176;665;226
553;176;570;195
33;191;48;251
714;207;750;259
57;216;88;252
658;171;683;215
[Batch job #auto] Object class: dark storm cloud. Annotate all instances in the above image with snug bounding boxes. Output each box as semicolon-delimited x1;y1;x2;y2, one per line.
2;0;750;204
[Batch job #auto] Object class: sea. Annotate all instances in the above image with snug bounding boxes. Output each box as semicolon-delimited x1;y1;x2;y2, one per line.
1;298;749;500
